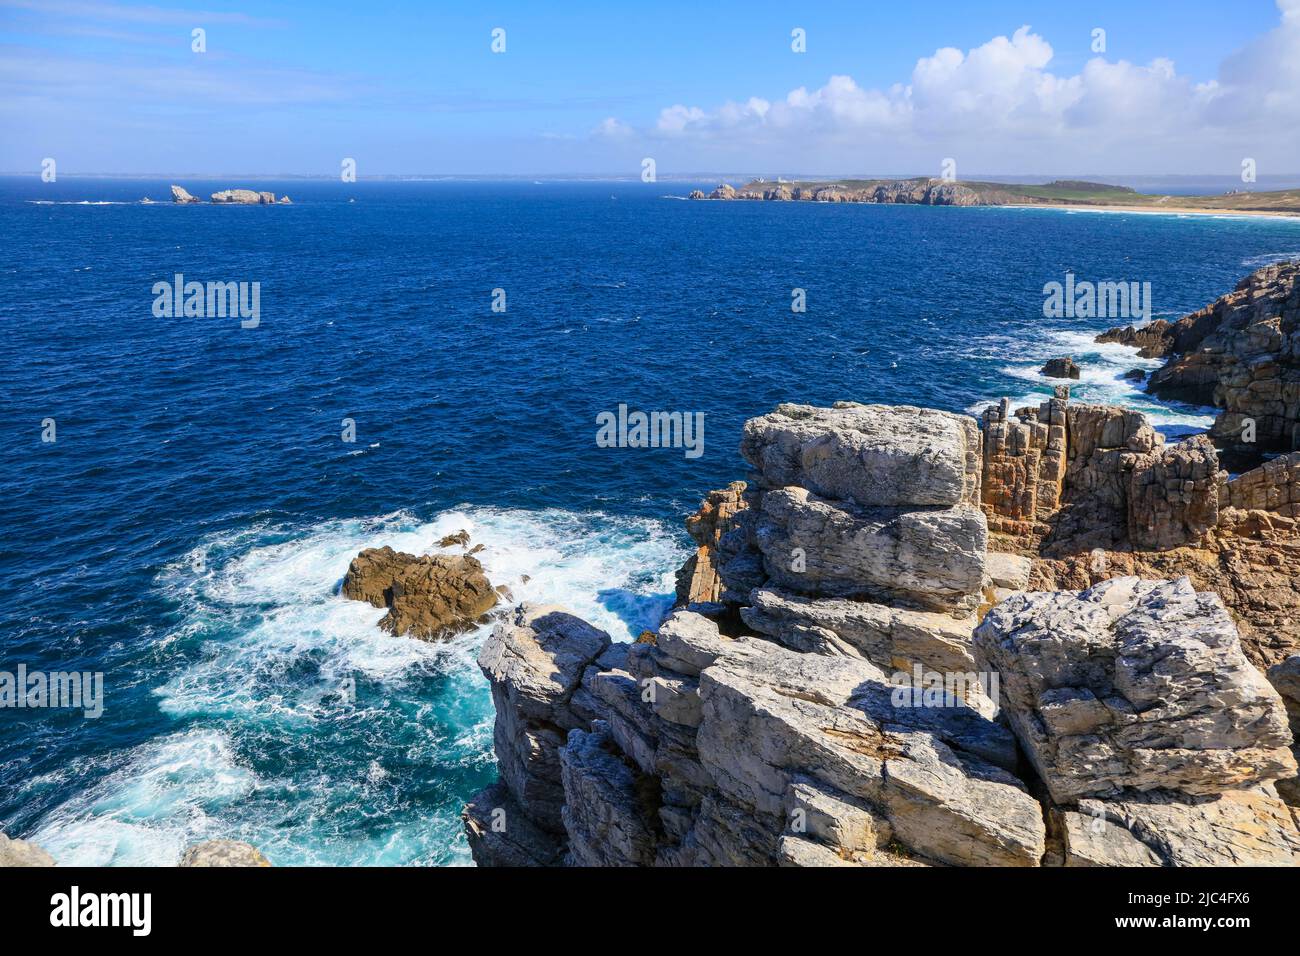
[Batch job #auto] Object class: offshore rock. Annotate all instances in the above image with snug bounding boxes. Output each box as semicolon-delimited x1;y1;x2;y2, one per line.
210;188;278;204
170;184;201;203
1040;356;1081;380
341;545;498;639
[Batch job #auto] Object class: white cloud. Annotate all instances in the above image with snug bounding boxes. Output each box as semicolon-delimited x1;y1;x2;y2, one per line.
593;116;633;139
620;2;1300;172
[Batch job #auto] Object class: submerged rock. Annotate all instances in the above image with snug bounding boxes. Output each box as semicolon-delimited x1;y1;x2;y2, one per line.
341;545;498;639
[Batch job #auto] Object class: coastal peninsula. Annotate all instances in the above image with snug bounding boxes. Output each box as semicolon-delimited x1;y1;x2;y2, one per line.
689;177;1300;217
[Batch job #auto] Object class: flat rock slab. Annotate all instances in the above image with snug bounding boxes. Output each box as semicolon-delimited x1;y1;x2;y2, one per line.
741;402;982;509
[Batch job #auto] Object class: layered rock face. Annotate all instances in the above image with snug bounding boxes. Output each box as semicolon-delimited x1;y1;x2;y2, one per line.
1105;263;1300;456
341;545;498;639
465;402;1053;867
976;577;1300;865
467;606;1044;867
981;381;1300;666
738;402;987;614
465;400;1300;865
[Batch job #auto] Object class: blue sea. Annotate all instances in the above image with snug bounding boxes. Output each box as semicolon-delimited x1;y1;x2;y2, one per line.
3;176;1300;865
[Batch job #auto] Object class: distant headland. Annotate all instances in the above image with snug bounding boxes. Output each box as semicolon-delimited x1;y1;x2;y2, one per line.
688;177;1300;217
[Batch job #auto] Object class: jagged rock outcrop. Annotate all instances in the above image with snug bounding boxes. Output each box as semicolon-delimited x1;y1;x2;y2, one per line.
466;401;1049;867
976;577;1295;802
981;394;1069;542
978;576;1300;866
467;394;1300;866
1040;356;1081;379
1104;263;1300;456
469;607;1043;867
980;378;1300;665
178;840;272;867
210;188;279;204
709;184;736;200
1127;435;1224;550
341;545;498;639
0;833;55;866
170;184;201;204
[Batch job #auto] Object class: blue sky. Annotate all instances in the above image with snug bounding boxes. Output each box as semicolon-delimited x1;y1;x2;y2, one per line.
3;0;1299;176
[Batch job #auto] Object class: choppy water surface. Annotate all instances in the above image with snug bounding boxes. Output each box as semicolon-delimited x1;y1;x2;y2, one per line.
3;176;1299;863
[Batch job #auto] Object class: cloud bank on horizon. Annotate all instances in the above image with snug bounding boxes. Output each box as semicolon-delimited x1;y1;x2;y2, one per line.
3;0;1299;176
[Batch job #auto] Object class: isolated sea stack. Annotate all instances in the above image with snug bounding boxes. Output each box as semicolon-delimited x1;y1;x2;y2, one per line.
342;545;498;639
1040;356;1081;379
170;184;201;203
211;188;279;204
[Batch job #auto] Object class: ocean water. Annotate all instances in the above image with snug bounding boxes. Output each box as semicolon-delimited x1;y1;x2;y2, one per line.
3;176;1300;865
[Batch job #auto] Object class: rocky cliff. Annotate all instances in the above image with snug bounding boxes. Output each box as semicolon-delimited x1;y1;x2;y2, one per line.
464;393;1300;867
1101;262;1300;460
694;178;1007;206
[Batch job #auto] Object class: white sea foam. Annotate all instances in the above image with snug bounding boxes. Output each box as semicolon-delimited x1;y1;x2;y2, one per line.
29;506;687;866
1241;251;1300;267
967;328;1216;432
31;728;259;867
